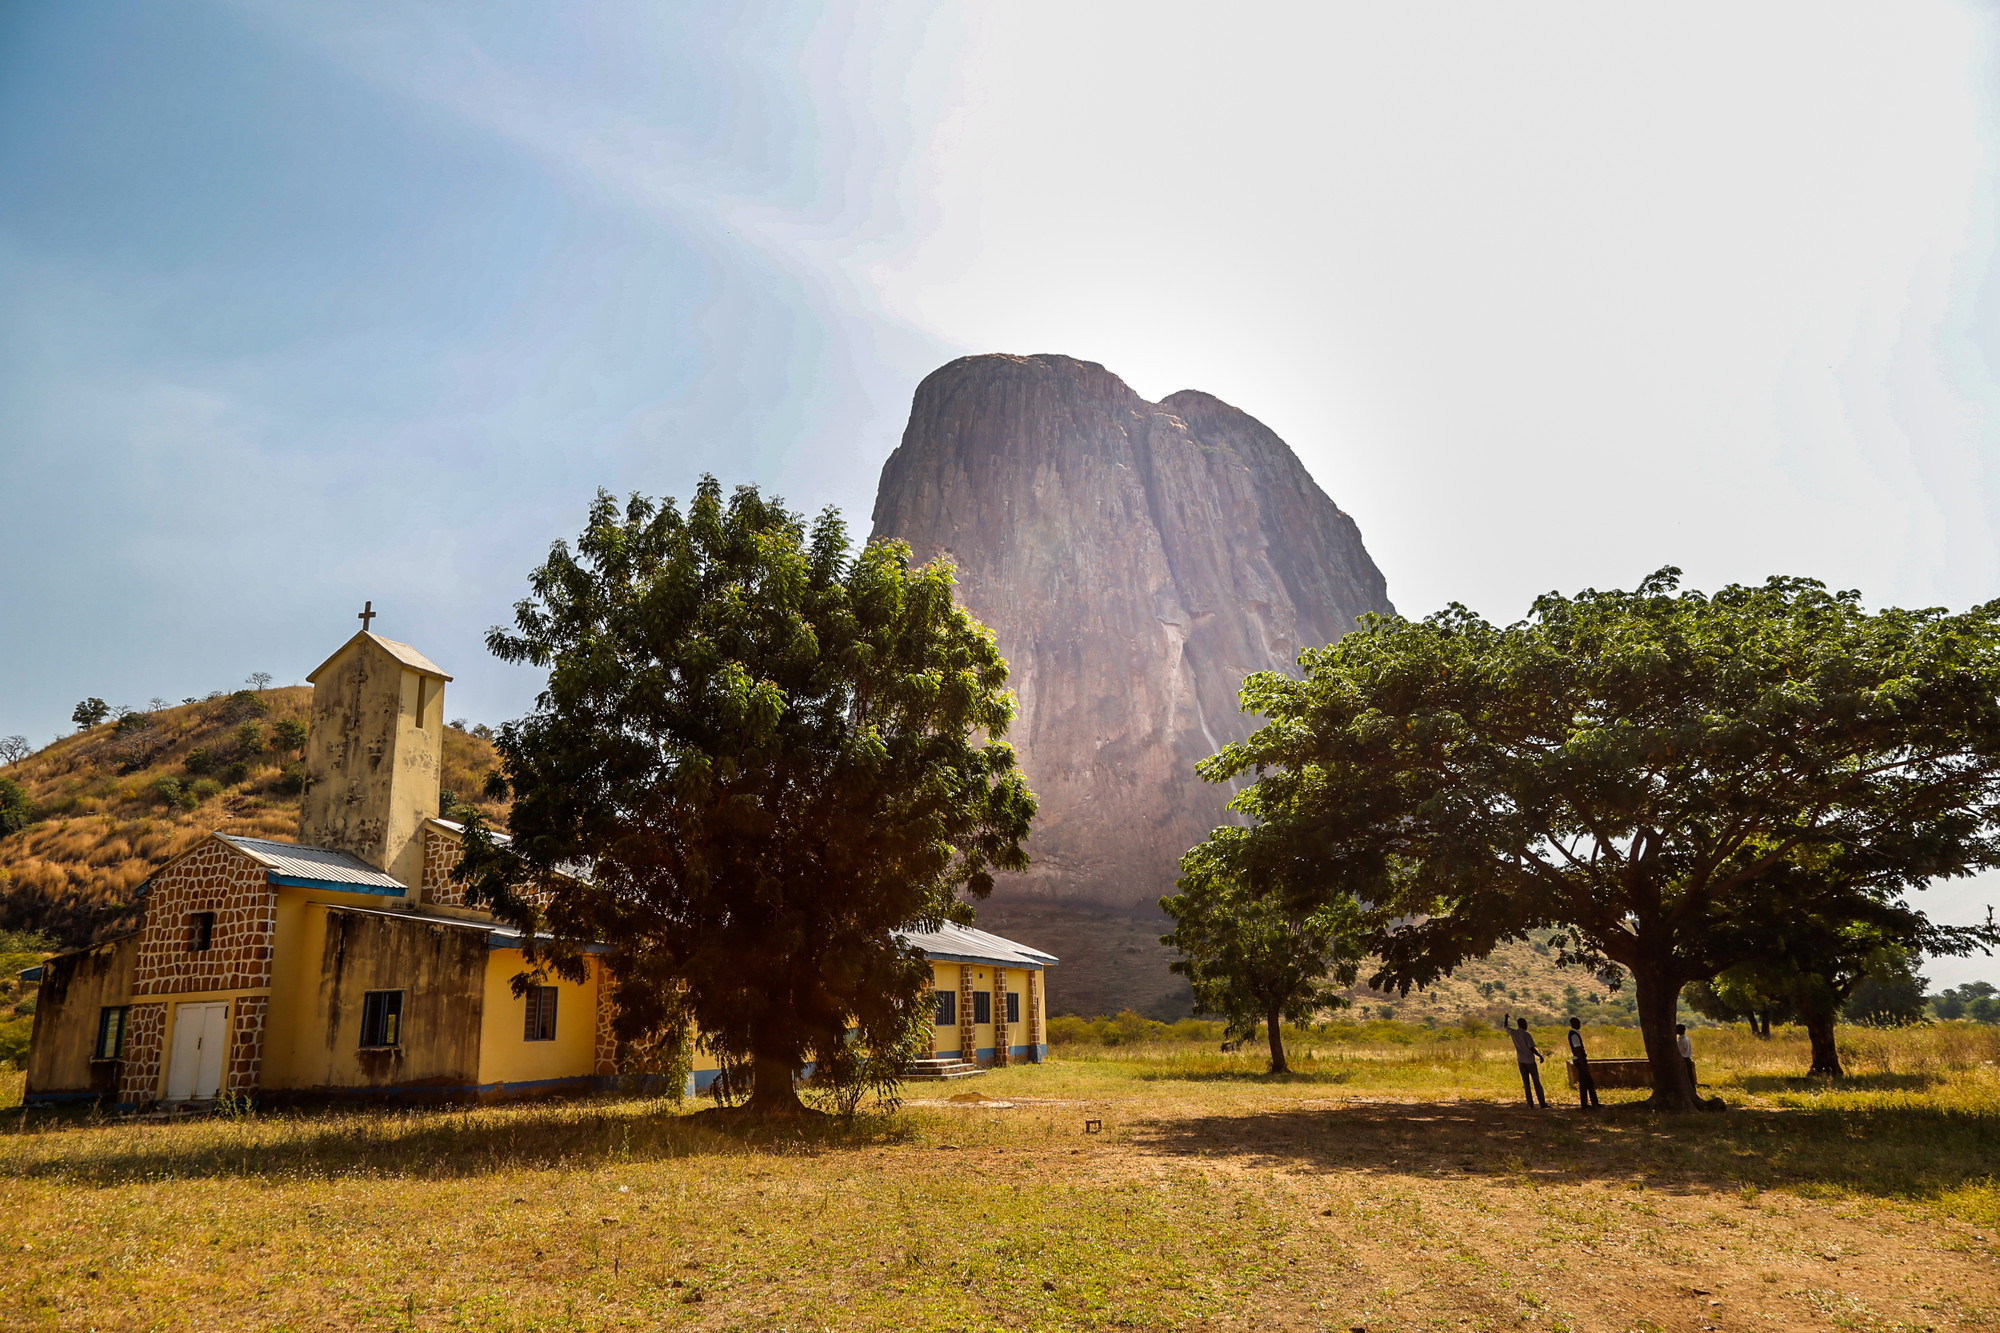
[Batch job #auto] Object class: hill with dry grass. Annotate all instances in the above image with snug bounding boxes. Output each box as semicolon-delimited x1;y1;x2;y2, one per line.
0;688;507;948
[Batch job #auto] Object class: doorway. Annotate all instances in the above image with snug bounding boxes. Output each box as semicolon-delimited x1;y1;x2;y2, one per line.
166;1002;229;1101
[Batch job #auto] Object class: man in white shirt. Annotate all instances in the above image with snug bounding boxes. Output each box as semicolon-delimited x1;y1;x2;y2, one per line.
1567;1016;1600;1109
1675;1023;1696;1089
1502;1014;1549;1107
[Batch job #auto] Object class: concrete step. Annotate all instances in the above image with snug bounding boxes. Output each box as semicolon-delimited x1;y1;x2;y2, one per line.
904;1059;984;1080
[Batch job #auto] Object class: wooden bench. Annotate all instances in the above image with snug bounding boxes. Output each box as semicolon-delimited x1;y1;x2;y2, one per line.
1565;1058;1693;1090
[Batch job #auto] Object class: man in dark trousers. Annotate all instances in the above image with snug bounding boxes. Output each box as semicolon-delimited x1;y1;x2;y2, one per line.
1567;1016;1600;1109
1503;1014;1549;1107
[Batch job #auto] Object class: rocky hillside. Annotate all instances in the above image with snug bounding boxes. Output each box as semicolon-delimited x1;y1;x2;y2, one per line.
871;354;1393;1015
0;689;506;949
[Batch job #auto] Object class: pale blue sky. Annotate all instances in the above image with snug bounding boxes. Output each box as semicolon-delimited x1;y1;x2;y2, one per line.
5;3;2000;981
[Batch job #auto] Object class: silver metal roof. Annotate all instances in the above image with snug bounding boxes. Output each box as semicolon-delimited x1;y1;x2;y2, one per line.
218;834;407;891
898;921;1058;969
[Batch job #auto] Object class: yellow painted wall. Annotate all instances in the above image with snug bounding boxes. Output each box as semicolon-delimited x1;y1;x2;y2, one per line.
261;885;442;1088
475;949;600;1089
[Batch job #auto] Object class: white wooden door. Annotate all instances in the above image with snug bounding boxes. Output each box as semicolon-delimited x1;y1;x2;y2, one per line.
166;1003;229;1101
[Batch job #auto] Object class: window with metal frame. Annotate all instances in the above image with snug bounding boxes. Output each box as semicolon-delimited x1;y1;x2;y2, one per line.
190;912;215;952
523;985;559;1041
359;990;403;1048
972;990;991;1025
934;990;955;1026
95;1005;130;1060
1005;991;1020;1024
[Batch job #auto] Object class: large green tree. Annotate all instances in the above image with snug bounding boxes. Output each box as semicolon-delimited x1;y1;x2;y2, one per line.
1204;571;2000;1109
456;479;1036;1115
1162;828;1362;1073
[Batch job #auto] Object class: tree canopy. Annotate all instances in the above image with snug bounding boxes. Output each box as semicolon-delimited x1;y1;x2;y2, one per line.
1203;570;2000;1108
1162;827;1362;1073
456;479;1036;1115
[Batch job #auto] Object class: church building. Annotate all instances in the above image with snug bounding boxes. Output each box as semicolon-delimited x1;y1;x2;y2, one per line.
23;623;1053;1109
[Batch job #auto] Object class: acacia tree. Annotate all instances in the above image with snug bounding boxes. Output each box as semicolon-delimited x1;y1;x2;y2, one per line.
1162;828;1362;1074
1204;571;2000;1110
455;479;1035;1116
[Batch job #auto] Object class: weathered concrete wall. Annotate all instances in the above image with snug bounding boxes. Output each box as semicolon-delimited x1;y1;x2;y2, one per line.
23;934;137;1101
300;635;446;888
285;907;487;1095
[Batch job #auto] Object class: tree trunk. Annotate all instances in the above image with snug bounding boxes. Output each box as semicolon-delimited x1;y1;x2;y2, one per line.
1755;1012;1771;1039
743;1050;807;1117
1801;1004;1843;1078
1633;964;1701;1110
1265;1002;1289;1075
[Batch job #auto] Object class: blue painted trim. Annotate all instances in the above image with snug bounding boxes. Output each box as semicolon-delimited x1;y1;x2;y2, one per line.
268;873;405;897
921;951;1043;969
21;1090;108;1106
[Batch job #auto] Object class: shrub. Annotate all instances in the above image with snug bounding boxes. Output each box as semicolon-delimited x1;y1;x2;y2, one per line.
184;747;218;776
152;775;197;811
71;698;110;729
234;722;265;757
274;764;305;795
224;762;250;785
1046;1015;1093;1046
112;708;153;736
190;778;223;801
0;777;34;838
221;690;267;721
273;719;308;754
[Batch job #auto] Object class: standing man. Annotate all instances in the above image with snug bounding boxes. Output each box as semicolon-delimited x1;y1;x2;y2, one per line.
1567;1017;1599;1109
1675;1023;1696;1089
1503;1014;1549;1108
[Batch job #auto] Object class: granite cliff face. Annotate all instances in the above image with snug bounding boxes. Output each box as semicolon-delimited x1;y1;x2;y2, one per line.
870;355;1392;1012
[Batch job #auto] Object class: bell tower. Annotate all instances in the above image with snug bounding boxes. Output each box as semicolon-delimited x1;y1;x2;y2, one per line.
299;622;452;889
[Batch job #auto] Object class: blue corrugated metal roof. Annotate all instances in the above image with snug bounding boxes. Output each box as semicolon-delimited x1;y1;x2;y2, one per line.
218;834;406;892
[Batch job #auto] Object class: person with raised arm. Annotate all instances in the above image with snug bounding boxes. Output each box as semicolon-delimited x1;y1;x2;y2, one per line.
1502;1014;1549;1107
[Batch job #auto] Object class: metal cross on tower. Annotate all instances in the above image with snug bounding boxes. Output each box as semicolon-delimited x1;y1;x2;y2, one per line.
357;601;376;632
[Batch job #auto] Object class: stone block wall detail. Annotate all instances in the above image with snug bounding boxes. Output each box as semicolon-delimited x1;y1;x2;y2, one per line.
1027;970;1043;1059
958;965;976;1063
422;826;466;905
991;966;1010;1067
227;996;268;1096
593;964;618;1077
131;840;276;997
119;1003;166;1104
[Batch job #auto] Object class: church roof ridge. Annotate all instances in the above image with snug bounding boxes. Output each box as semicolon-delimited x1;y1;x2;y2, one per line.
305;631;452;685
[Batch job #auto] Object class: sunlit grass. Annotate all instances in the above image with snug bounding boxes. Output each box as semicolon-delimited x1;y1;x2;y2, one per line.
2;1023;1996;1331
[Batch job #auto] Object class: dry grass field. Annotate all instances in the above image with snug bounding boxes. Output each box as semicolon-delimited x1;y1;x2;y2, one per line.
3;1022;1996;1333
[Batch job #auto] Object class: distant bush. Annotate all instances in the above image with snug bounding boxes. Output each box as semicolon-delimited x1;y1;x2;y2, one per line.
151;775;198;811
0;777;34;838
112;709;153;736
273;719;308;754
0;1013;32;1069
190;778;223;801
184;747;218;776
274;765;305;795
234;722;265;758
221;690;267;722
71;698;110;729
224;762;250;785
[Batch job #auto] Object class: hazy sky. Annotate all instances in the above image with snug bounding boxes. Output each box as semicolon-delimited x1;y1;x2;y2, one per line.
6;3;2000;979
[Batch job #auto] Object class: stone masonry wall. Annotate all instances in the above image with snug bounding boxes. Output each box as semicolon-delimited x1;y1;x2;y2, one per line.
1027;970;1043;1058
958;965;975;1063
228;996;267;1096
593;962;618;1077
422;826;466;906
118;1003;166;1105
131;840;276;997
992;966;1010;1067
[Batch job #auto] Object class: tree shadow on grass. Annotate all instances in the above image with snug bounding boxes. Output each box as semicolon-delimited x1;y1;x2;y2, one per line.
1130;1097;2000;1202
0;1096;921;1185
1730;1072;1947;1095
1129;1068;1355;1086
